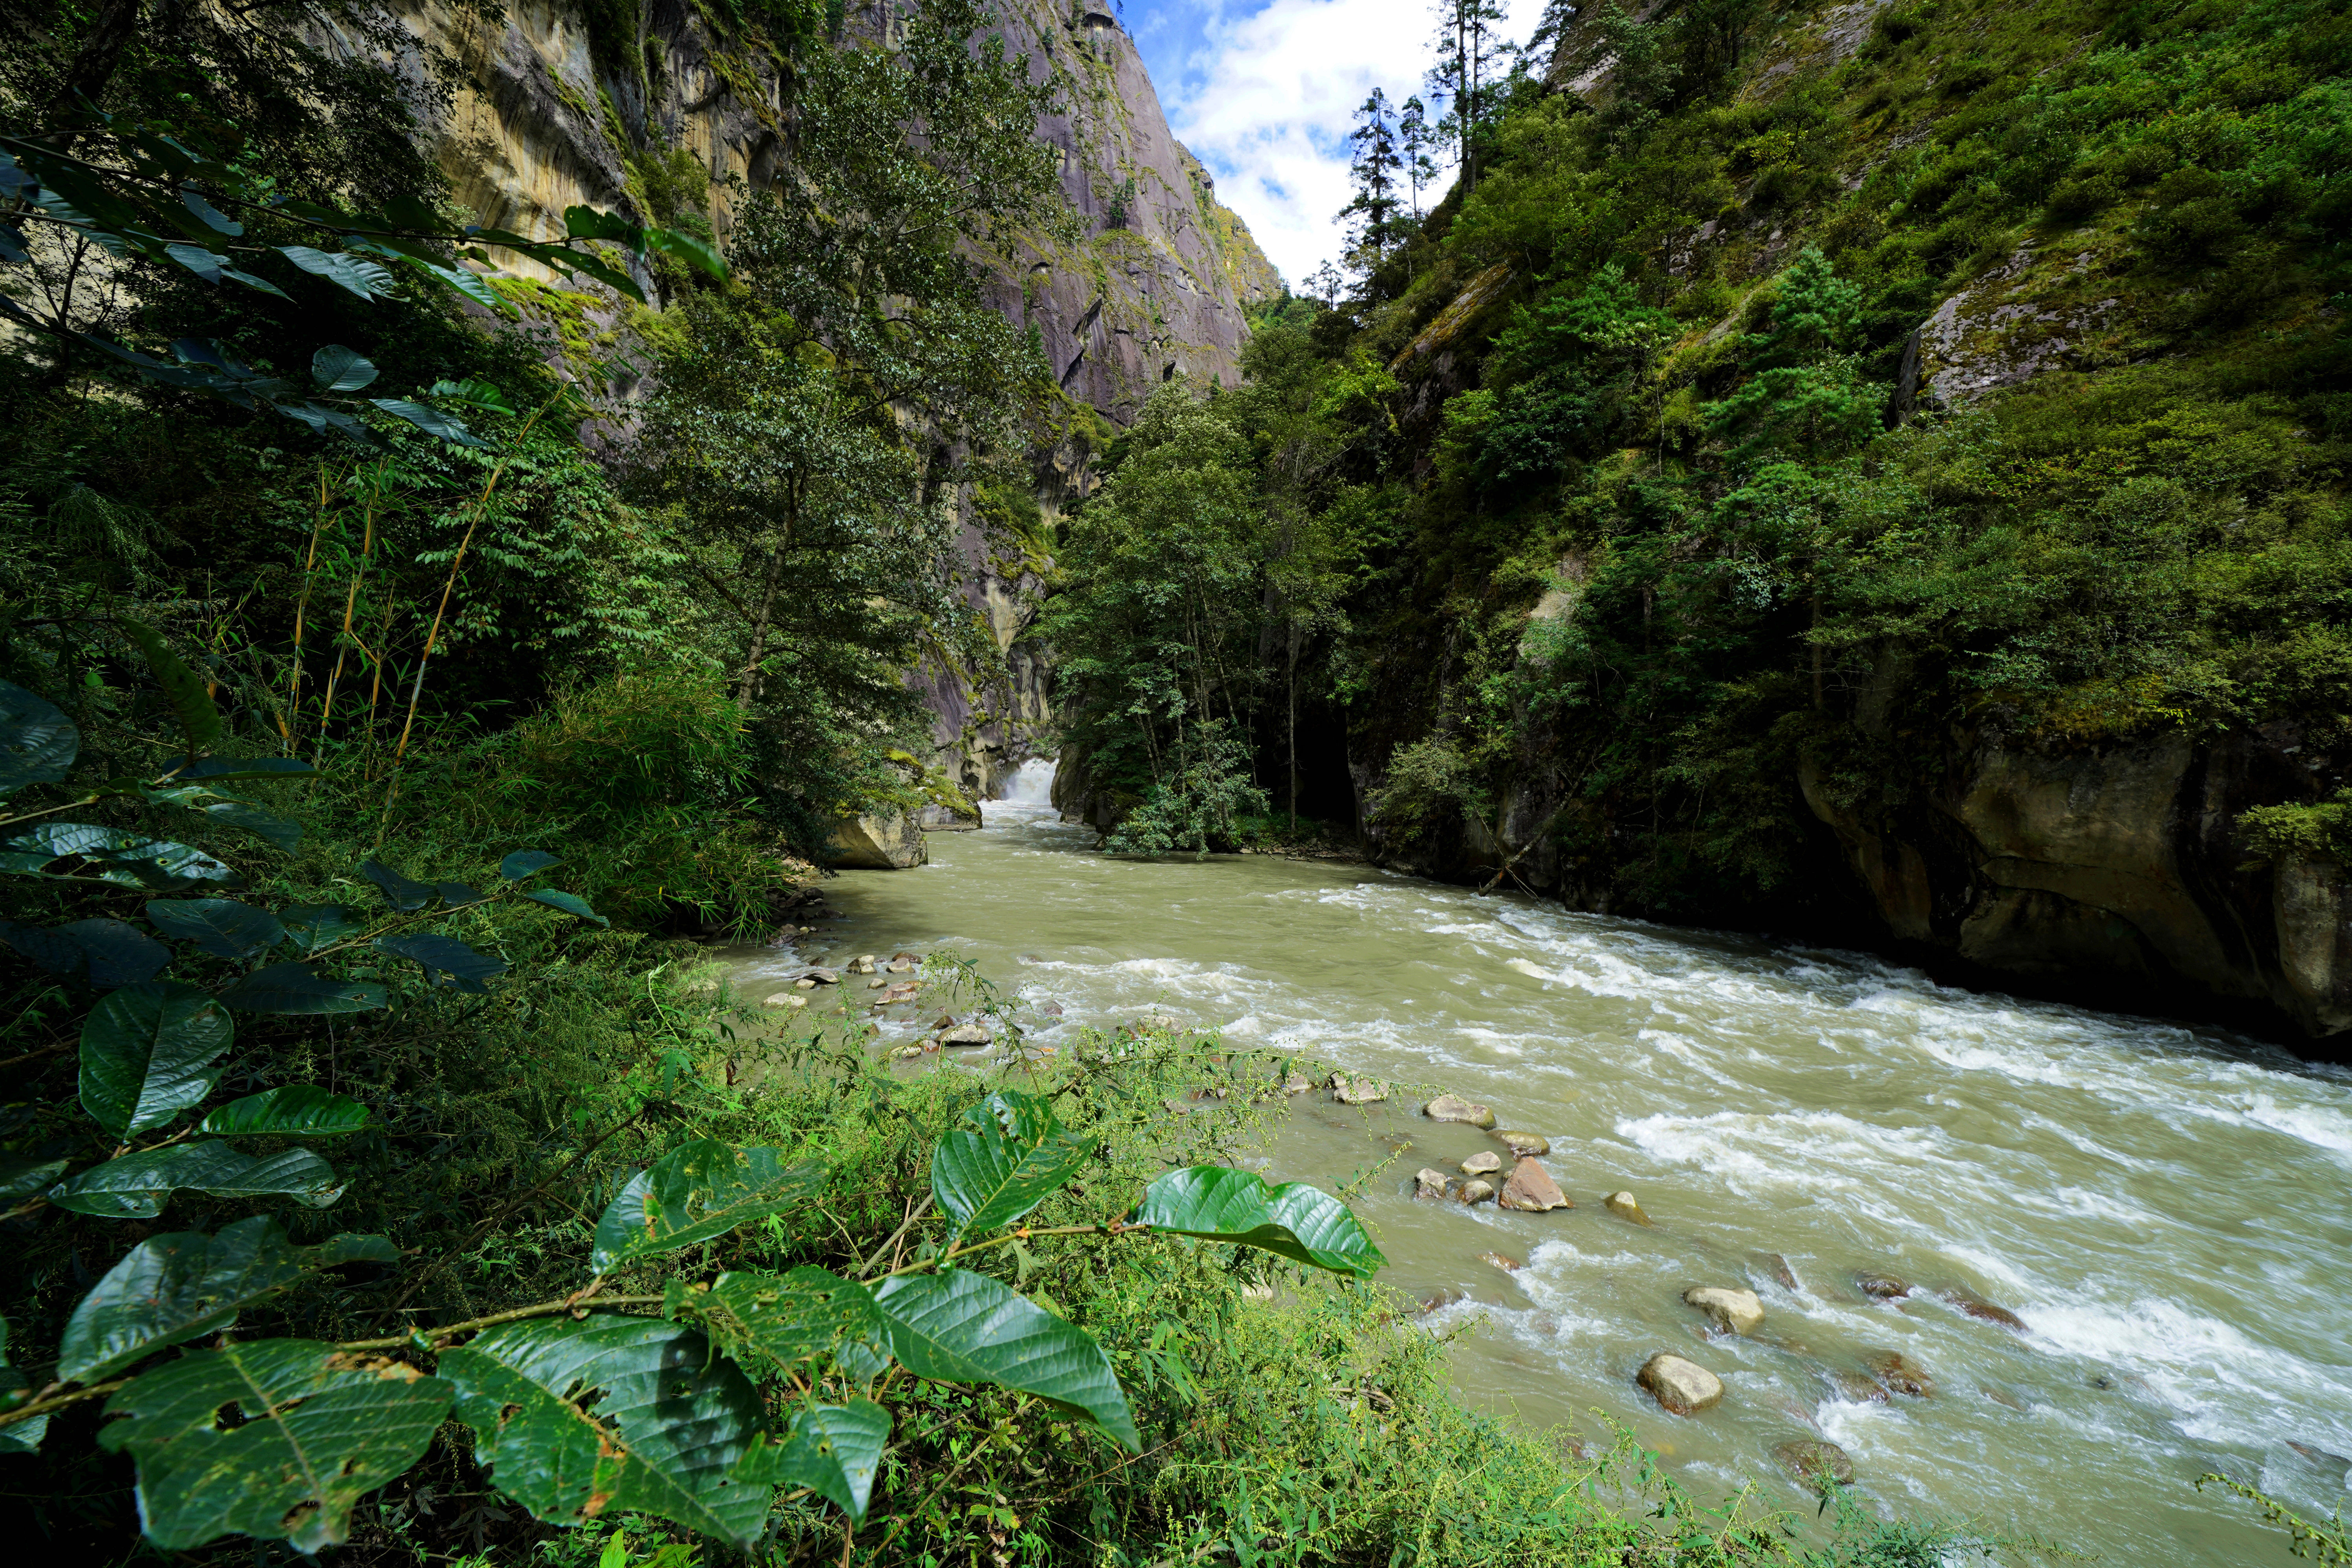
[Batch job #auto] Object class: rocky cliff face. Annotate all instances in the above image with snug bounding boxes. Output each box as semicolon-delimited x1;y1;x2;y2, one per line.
383;0;1278;800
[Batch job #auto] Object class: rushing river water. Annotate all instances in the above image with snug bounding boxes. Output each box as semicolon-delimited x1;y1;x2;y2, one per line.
722;763;2352;1565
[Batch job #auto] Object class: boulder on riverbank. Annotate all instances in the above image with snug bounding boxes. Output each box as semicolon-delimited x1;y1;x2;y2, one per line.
1605;1190;1653;1226
826;810;927;869
1495;1131;1550;1157
1501;1158;1571;1211
1684;1286;1765;1335
1639;1352;1724;1414
1774;1439;1855;1488
1425;1094;1497;1129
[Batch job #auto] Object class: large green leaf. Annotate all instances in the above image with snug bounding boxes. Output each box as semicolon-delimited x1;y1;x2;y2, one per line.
144;898;285;959
590;1141;827;1274
217;961;386;1015
59;1215;393;1381
197;798;303;853
874;1268;1138;1450
96;1339;451;1552
118;619;222;755
499;849;560;880
4;917;170;986
200;1085;369;1136
0;1158;68;1201
358;857;436;912
437;1315;776;1546
78;980;234;1139
280;903;361;953
750;1399;890;1524
0;1318;45;1454
931;1089;1088;1245
374;932;505;992
523;887;607;926
0;823;239;890
0;679;76;794
665;1267;892;1380
47;1142;343;1218
1132;1167;1385;1279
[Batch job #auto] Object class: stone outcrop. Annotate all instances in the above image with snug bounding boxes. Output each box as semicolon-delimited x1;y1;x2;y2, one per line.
382;0;1278;811
826;812;926;870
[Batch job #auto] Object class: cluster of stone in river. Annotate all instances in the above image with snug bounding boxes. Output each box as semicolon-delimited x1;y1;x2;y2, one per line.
1392;1087;2032;1492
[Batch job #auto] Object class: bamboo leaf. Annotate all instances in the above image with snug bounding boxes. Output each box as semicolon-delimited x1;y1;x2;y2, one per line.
1131;1167;1384;1279
931;1089;1087;1244
199;1085;368;1136
437;1315;774;1547
0;678;77;793
96;1339;452;1552
873;1268;1138;1450
590;1141;828;1273
78;980;234;1139
117;619;222;755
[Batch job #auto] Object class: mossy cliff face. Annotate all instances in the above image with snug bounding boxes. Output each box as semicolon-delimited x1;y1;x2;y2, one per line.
1325;0;2352;1044
383;0;1276;801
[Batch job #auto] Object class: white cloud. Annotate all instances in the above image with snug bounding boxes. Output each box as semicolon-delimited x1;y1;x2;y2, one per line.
1158;0;1538;289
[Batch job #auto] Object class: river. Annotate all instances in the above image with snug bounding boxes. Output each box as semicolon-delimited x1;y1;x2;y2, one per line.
720;762;2352;1565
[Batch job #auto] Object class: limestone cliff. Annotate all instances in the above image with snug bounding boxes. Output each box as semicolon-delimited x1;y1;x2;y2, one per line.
383;0;1278;799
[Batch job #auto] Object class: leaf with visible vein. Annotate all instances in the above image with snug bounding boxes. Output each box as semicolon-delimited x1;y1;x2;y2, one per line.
200;1085;368;1136
874;1268;1137;1450
1131;1166;1384;1279
590;1141;827;1273
664;1267;891;1380
931;1088;1087;1244
96;1339;451;1552
78;980;233;1139
47;1141;341;1218
744;1399;889;1523
437;1315;773;1546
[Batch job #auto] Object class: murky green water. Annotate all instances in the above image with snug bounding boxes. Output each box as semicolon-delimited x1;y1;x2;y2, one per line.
722;769;2352;1566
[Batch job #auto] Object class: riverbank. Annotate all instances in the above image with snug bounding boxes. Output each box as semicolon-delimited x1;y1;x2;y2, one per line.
723;791;2352;1568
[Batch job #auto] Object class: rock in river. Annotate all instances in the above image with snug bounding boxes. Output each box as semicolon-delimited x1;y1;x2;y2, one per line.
1460;1150;1503;1176
1856;1272;1911;1301
1415;1167;1453;1199
1330;1074;1390;1105
1501;1157;1571;1212
1495;1131;1550;1157
1604;1190;1653;1226
1684;1286;1765;1335
805;968;839;985
1459;1179;1496;1205
1425;1094;1497;1129
847;955;877;975
938;1022;993;1048
1940;1288;2025;1330
1639;1353;1724;1415
1865;1350;1934;1397
1479;1250;1522;1273
1774;1439;1855;1487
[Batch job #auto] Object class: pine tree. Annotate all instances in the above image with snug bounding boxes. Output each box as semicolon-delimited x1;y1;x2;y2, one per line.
1524;0;1580;74
1425;0;1512;192
1398;94;1438;218
1338;88;1402;274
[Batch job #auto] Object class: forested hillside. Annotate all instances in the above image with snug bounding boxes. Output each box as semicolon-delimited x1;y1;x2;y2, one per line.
1043;0;2352;1044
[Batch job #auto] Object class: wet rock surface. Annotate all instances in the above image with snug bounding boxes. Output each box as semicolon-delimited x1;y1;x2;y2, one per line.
1425;1094;1497;1129
1500;1158;1571;1212
1774;1439;1856;1487
1639;1353;1725;1415
1684;1286;1765;1336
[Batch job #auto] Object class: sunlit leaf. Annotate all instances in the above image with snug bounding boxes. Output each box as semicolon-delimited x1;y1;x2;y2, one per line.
874;1267;1138;1450
0;679;78;793
369;397;488;448
46;1141;341;1218
60;1215;391;1381
743;1399;889;1523
1132;1167;1384;1279
199;1085;368;1137
590;1141;827;1273
523;887;606;925
931;1089;1087;1244
144;898;284;959
437;1315;774;1546
406;258;514;316
278;245;395;300
216;962;387;1015
563;204;640;243
664;1267;892;1381
78;980;233;1139
96;1339;451;1552
641;225;727;281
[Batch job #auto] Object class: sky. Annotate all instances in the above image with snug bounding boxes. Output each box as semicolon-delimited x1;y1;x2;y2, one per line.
1121;0;1543;291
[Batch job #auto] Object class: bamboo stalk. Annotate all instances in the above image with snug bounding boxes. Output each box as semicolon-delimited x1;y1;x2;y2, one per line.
287;463;333;731
313;465;383;761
